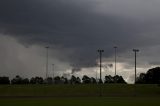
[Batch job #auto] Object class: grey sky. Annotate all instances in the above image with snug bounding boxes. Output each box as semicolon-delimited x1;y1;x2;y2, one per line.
0;0;160;83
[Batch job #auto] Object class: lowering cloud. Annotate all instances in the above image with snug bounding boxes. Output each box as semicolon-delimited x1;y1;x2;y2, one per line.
0;0;160;83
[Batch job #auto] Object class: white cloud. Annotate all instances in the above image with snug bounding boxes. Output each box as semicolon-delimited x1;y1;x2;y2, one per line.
0;35;71;79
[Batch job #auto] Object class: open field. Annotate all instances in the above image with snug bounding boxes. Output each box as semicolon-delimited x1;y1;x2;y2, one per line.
0;84;160;106
0;97;160;106
0;84;160;97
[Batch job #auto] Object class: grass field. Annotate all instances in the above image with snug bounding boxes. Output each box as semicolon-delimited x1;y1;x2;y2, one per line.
0;84;160;97
0;97;160;106
0;84;160;106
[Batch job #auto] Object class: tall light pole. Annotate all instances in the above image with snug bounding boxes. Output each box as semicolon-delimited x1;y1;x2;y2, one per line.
97;49;104;82
95;63;98;82
114;46;117;76
96;69;97;81
52;64;54;79
45;46;49;79
97;49;104;97
133;49;139;84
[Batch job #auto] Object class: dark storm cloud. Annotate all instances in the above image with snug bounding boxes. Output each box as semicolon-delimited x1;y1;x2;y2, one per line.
1;0;160;70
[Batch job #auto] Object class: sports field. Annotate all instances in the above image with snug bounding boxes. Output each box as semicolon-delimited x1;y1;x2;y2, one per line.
0;97;160;106
0;84;160;106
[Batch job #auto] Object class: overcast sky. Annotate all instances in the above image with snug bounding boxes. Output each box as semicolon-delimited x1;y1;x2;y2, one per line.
0;0;160;83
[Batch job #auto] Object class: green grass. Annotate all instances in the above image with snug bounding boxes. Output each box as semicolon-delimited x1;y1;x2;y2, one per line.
0;84;160;97
0;97;160;106
0;84;160;106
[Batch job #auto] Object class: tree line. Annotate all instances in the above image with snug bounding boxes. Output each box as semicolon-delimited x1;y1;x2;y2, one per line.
1;67;160;85
0;75;126;85
136;67;160;84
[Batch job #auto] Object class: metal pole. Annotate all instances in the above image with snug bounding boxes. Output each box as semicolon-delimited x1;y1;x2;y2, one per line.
46;46;49;79
96;69;97;82
98;50;104;82
100;51;102;81
114;47;117;76
135;51;137;84
133;49;139;84
97;49;104;97
52;64;54;79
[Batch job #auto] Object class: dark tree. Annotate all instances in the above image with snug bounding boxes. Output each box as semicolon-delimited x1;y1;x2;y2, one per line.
61;77;68;84
30;77;44;84
30;77;36;84
70;75;77;84
136;73;146;84
22;78;29;84
113;75;126;84
54;76;61;84
0;76;10;84
104;75;126;84
82;75;91;84
104;75;114;83
64;78;69;84
91;77;97;84
136;67;160;84
76;77;81;84
46;77;53;84
146;67;160;84
11;75;29;84
11;75;23;84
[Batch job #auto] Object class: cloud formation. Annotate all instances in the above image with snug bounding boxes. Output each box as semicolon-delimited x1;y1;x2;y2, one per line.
0;0;160;83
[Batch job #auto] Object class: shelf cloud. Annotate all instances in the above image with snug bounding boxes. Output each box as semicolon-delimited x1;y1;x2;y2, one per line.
0;0;160;83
